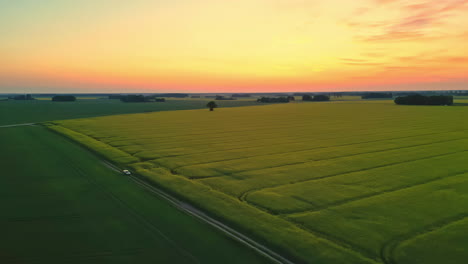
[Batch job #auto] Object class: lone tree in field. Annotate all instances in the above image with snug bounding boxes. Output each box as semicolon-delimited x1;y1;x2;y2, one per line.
207;101;218;111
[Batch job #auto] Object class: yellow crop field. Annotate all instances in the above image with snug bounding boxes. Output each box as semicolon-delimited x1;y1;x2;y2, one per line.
51;101;468;264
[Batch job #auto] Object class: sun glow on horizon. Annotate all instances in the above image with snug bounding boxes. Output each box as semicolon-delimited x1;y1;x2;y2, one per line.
1;0;468;93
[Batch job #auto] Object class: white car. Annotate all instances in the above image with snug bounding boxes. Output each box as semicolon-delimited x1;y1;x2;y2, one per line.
123;170;131;175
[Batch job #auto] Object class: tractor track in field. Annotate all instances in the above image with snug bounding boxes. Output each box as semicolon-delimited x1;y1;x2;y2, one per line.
380;213;468;264
237;148;468;203
101;160;296;264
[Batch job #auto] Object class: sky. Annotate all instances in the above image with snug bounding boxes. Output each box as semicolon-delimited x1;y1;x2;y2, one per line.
1;0;468;93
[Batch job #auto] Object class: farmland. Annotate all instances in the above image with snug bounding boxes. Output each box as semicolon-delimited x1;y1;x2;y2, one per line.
0;98;259;126
0;125;271;264
52;100;468;264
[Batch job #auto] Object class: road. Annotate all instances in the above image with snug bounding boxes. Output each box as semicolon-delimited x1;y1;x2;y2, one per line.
102;161;296;264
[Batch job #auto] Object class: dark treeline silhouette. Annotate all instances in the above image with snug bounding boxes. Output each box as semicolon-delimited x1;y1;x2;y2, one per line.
9;94;35;100
394;94;453;105
120;95;165;103
232;94;251;97
109;95;124;99
362;92;393;99
302;95;330;101
257;97;291;103
155;93;188;98
52;95;76;102
215;95;236;100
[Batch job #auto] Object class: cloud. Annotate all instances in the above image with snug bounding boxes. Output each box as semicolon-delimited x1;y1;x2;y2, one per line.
397;54;468;66
374;0;399;4
349;0;468;42
361;52;385;58
440;56;468;63
343;62;384;66
339;58;384;66
340;58;368;62
363;31;428;42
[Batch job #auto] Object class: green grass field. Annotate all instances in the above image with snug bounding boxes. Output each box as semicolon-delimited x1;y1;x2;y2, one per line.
0;98;260;126
52;100;468;264
0;125;271;264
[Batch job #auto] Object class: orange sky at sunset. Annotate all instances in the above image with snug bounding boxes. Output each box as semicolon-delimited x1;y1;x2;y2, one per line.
1;0;468;93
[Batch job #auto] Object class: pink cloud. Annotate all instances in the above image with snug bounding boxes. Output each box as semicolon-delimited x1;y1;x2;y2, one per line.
351;0;468;42
397;54;468;64
362;31;428;42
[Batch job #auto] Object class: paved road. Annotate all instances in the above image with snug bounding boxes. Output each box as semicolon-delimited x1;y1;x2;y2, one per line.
0;123;36;128
102;161;296;264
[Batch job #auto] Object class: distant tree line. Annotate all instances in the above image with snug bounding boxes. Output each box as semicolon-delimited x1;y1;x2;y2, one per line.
9;94;35;100
231;94;251;97
109;95;124;99
155;93;188;98
394;94;453;105
120;95;165;103
257;96;294;103
52;95;76;102
362;93;393;99
215;95;236;100
302;95;330;101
